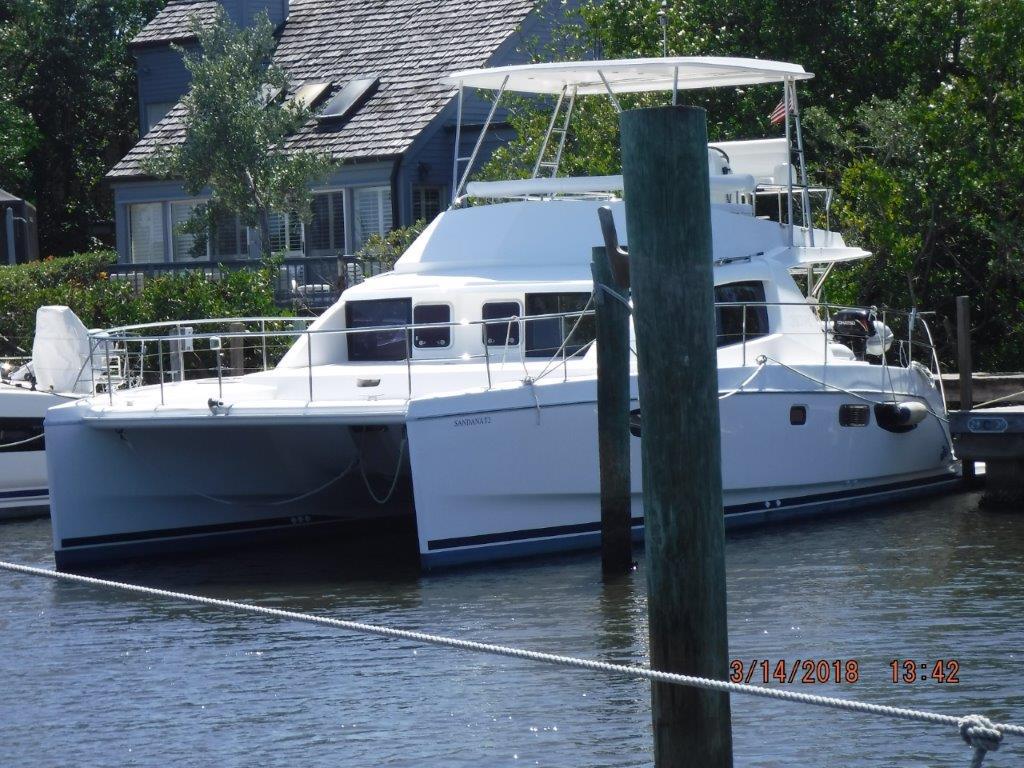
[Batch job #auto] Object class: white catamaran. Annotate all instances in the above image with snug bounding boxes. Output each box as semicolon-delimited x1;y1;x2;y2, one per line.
44;58;958;568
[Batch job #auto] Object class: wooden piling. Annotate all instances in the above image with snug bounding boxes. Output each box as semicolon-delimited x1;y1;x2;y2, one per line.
956;296;975;482
620;105;733;768
229;321;245;377
592;245;633;575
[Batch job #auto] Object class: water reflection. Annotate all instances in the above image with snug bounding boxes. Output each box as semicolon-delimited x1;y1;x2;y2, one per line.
1;490;1023;767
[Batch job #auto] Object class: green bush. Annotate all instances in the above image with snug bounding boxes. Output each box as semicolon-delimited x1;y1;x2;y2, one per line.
354;219;427;270
0;251;289;355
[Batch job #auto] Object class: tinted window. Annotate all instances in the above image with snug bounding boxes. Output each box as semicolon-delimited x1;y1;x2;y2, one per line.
413;304;451;348
525;293;595;357
715;282;769;348
345;298;411;361
483;302;521;346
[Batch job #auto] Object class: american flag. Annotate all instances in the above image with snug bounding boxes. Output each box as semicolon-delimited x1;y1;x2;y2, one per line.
769;99;788;125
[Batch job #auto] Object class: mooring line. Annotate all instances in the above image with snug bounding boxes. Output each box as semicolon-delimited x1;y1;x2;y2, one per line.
0;560;1017;765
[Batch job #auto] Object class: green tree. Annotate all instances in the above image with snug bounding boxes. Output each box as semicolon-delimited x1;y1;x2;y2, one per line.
144;8;333;258
483;0;1024;369
0;0;164;254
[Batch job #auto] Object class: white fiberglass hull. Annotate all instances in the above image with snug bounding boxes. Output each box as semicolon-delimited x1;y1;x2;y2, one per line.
407;368;958;568
46;401;410;567
0;387;62;519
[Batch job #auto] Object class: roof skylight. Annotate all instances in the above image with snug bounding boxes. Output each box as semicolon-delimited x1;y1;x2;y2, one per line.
316;75;380;122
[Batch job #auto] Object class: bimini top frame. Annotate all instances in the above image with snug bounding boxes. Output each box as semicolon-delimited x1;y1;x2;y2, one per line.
446;56;816;247
442;57;812;95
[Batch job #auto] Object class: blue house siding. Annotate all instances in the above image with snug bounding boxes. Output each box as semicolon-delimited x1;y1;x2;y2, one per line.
135;46;193;134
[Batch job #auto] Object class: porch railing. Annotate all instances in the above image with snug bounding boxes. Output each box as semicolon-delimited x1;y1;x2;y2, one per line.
105;257;388;311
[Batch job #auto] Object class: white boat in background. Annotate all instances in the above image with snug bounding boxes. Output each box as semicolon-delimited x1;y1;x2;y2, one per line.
0;306;106;519
45;57;958;568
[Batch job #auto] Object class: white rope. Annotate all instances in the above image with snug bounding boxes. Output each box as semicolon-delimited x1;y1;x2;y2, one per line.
0;559;1018;766
197;454;359;508
718;362;766;400
0;431;45;449
358;436;407;505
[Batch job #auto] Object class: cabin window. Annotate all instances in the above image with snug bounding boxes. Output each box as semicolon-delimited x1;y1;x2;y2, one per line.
345;298;411;361
524;292;595;357
482;301;521;347
715;281;769;347
413;304;451;348
790;405;807;425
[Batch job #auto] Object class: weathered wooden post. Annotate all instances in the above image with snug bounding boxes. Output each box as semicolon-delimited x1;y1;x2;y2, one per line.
592;241;633;575
956;296;975;482
620;105;733;767
228;321;245;376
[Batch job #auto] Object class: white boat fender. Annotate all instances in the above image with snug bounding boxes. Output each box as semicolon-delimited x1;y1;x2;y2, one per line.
874;400;928;433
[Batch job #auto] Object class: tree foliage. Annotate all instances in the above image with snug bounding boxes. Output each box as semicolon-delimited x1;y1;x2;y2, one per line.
0;0;164;255
354;220;428;270
144;8;333;258
483;0;1024;368
0;251;285;355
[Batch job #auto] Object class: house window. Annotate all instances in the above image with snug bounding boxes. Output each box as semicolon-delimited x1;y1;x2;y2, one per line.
128;202;165;263
412;186;443;222
345;298;411;361
525;292;595;357
211;209;249;259
170;201;206;261
715;281;769;348
413;304;451;348
306;191;346;256
144;102;174;134
353;186;392;251
268;211;303;255
482;301;521;347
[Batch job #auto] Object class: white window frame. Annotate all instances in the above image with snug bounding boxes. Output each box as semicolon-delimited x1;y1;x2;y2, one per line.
127;201;166;264
305;188;347;257
353;185;393;251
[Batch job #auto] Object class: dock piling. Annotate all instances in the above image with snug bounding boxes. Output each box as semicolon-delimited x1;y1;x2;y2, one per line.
620;105;733;768
592;242;633;576
955;296;975;483
229;321;245;377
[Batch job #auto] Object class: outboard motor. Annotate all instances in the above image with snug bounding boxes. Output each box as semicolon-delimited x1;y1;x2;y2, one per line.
831;308;877;361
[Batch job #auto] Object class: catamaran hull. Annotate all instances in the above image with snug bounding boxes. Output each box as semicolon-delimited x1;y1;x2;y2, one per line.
45;404;410;567
407;379;958;568
0;388;63;520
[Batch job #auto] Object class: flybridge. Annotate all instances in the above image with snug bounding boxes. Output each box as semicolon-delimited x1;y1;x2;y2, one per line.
444;56;823;249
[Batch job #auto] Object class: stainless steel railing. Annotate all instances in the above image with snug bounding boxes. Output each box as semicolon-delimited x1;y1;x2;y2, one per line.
81;301;945;409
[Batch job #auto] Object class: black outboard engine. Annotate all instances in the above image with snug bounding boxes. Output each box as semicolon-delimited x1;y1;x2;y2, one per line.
832;308;877;361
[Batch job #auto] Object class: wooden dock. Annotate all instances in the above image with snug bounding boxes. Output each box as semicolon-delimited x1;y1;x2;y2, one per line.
949;405;1024;506
940;372;1024;409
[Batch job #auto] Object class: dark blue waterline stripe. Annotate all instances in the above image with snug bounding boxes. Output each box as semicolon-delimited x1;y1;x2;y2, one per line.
61;514;335;548
0;488;48;500
426;474;956;551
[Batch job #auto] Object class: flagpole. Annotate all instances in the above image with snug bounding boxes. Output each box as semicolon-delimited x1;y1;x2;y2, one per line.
783;79;794;248
790;81;814;247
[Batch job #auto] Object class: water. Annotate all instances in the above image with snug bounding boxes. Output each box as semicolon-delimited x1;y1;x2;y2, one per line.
2;491;1022;767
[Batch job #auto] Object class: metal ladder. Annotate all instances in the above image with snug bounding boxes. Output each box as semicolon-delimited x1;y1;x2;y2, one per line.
531;85;577;178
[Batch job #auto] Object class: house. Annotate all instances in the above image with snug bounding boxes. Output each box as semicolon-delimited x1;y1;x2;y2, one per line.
106;0;569;300
0;188;39;265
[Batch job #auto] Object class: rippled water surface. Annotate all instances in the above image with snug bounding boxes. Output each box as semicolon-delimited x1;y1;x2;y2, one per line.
2;491;1023;767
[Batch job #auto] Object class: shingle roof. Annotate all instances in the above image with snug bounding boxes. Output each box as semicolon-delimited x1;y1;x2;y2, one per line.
110;0;542;179
131;0;220;46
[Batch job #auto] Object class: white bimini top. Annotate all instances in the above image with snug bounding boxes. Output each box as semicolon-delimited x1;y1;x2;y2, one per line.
443;57;813;95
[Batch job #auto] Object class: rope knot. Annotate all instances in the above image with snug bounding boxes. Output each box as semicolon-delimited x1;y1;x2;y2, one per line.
960;715;1002;766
